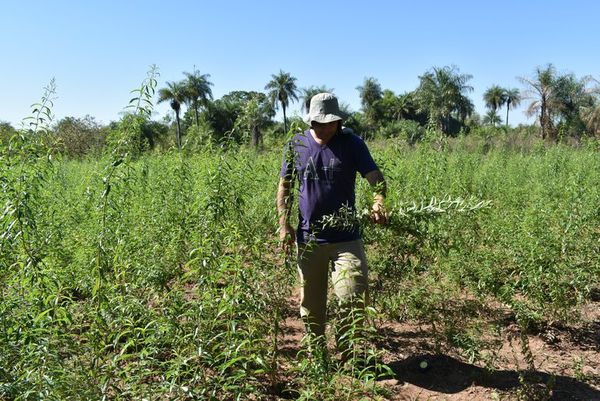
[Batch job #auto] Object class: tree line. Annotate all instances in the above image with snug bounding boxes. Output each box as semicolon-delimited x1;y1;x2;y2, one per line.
1;63;599;157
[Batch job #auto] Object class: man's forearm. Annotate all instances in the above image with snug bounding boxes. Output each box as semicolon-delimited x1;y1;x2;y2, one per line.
365;169;387;198
276;178;292;226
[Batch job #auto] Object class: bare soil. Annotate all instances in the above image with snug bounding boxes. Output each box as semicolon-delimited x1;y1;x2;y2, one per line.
276;289;600;400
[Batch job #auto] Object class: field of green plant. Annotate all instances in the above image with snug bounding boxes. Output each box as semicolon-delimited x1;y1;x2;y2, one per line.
2;116;600;399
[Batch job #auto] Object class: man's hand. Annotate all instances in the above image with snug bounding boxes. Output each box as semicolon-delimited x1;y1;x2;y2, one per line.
371;195;389;225
279;223;296;252
365;170;388;225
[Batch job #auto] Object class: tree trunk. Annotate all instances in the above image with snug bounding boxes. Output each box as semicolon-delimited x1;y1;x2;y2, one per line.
505;101;510;127
175;111;182;150
540;98;546;140
251;125;261;149
282;104;288;134
492;106;497;127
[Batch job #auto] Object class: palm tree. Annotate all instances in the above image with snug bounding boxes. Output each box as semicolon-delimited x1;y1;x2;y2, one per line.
416;66;473;133
503;88;521;127
157;81;186;149
235;95;271;149
519;64;560;140
483;109;502;126
580;80;600;136
356;77;383;128
483;85;507;126
396;92;417;120
265;70;298;134
301;85;334;113
183;70;213;129
457;96;475;125
554;74;595;134
376;90;418;123
581;103;600;136
520;66;597;140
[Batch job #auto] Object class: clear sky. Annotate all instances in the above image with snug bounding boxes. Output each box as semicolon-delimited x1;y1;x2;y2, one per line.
1;0;599;128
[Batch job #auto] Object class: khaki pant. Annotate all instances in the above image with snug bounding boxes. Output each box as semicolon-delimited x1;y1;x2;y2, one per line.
297;239;368;338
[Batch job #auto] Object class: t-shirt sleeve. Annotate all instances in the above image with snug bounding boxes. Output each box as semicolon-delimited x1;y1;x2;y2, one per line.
353;135;378;177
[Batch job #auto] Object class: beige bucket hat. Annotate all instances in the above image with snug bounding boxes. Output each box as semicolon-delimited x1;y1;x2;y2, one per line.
305;92;349;124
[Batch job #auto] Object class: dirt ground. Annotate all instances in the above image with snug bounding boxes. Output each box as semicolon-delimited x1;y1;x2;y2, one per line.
277;290;600;401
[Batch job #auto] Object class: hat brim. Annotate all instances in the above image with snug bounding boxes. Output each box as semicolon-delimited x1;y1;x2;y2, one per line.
304;111;349;124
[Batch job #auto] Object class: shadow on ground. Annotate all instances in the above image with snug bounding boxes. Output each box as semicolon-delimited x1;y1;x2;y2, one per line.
386;354;600;401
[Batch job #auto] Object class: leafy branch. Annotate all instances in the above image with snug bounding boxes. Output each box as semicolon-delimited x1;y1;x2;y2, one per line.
23;78;57;135
126;64;159;118
319;196;492;233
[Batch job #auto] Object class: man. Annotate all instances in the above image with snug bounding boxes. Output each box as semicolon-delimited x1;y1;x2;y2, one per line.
276;92;387;342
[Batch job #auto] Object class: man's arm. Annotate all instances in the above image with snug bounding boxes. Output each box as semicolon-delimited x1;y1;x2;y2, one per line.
364;169;388;225
276;177;296;247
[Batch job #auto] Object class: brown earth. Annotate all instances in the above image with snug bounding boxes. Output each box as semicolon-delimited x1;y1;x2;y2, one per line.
275;289;600;400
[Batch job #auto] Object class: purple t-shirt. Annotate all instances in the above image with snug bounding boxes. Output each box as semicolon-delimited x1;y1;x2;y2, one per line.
280;128;378;244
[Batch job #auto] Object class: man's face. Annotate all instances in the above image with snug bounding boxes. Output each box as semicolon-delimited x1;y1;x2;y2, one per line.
311;121;339;136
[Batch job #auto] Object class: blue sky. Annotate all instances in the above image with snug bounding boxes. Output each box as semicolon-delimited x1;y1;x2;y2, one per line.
1;0;599;128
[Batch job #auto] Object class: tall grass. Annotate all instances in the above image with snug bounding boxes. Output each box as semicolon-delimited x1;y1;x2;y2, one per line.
365;140;600;367
2;103;600;398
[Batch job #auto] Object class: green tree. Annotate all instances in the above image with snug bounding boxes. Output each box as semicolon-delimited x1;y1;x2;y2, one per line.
580;82;600;136
416;66;473;134
234;94;273;148
553;73;595;139
265;70;298;134
356;77;383;125
201;98;238;142
581;102;600;137
377;90;402;122
482;109;502;126
157;81;187;149
503;88;521;127
397;92;421;121
374;90;423;127
106;114;169;153
519;64;561;140
52;115;106;157
381;91;425;124
183;70;213;130
457;96;475;126
356;77;383;111
520;65;594;141
483;85;507;126
139;119;170;150
222;90;274;116
199;91;274;145
0;121;17;147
